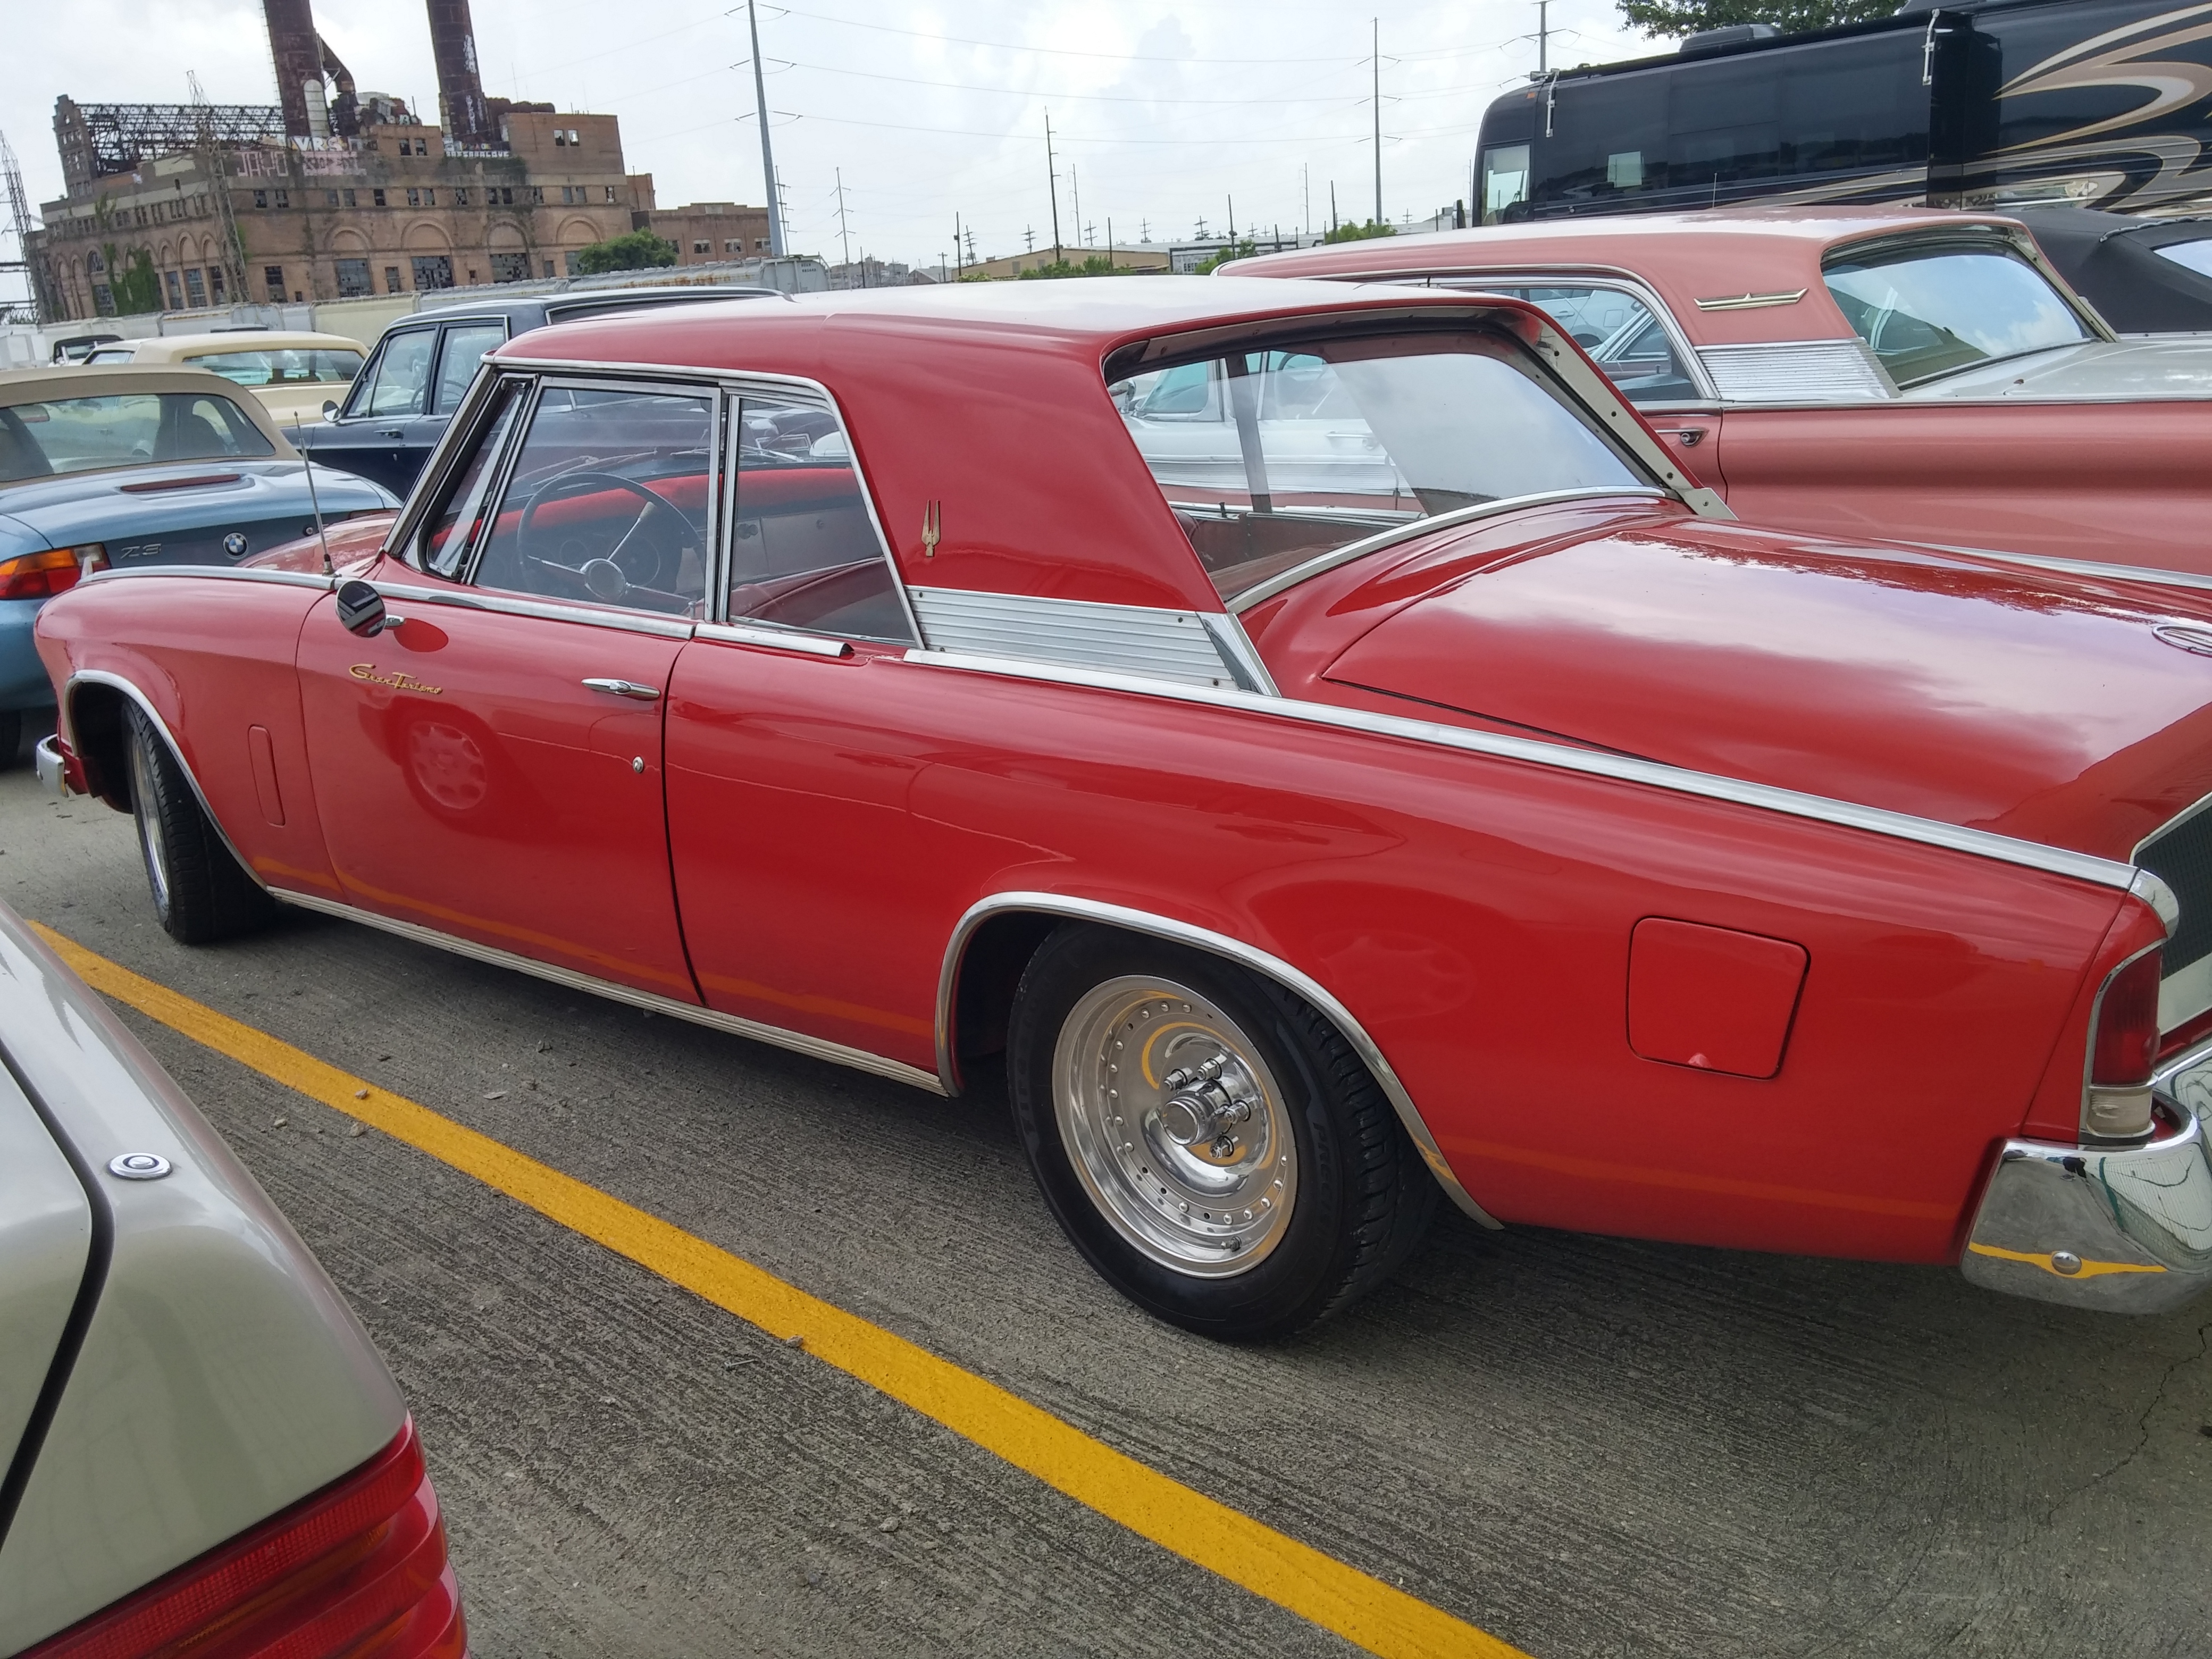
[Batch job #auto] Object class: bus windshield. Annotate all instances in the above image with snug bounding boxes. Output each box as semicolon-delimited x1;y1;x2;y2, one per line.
1823;244;2089;386
1110;329;1649;604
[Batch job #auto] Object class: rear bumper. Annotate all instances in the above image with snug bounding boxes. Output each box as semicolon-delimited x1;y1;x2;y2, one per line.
1962;1040;2212;1313
35;734;81;800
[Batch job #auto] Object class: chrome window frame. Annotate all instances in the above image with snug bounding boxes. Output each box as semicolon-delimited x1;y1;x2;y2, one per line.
405;370;537;579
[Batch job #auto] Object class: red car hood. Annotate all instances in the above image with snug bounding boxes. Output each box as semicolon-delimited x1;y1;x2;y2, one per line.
1321;520;2212;861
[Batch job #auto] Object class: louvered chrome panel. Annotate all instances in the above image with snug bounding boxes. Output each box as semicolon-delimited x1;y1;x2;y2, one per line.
2137;799;2212;1027
908;588;1239;687
1698;341;1893;404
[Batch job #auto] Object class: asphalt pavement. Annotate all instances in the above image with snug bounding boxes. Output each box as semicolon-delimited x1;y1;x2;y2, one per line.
3;723;2208;1659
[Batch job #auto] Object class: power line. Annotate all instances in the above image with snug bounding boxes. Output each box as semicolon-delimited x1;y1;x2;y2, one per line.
765;5;1354;65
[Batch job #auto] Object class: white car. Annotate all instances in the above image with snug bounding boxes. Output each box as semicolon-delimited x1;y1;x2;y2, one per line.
0;903;466;1656
82;333;368;430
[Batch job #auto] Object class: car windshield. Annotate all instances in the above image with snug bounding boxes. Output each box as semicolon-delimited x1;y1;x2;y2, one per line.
1109;328;1648;603
186;348;364;387
1824;243;2089;386
0;391;276;483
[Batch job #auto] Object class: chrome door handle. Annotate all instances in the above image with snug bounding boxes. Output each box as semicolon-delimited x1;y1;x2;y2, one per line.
378;428;406;439
582;677;661;701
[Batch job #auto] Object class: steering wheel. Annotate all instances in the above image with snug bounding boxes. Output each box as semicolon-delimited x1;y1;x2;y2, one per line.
518;471;685;590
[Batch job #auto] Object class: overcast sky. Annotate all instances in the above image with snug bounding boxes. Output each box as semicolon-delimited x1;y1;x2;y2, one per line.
3;0;1663;279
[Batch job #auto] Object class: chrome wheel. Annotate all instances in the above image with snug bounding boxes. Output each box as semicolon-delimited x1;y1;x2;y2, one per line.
1051;975;1297;1277
130;731;172;916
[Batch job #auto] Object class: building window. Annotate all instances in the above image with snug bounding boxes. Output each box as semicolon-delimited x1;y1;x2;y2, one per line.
406;188;420;207
253;190;267;209
493;186;514;206
564;251;583;276
183;268;206;307
755;237;770;250
164;270;184;309
275;189;289;208
453;188;470;206
724;238;742;253
527;186;543;204
425;188;435;206
264;265;284;303
344;188;357;207
87;249;105;274
554;128;580;147
93;283;114;315
336;257;371;297
373;188;387;207
692;239;710;254
605;186;616;202
542;258;555;277
490;252;529;283
326;189;340;207
412;255;454;290
384;265;403;293
209;267;227;304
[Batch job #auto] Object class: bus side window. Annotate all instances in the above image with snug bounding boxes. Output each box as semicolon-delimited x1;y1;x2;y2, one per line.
1481;145;1530;223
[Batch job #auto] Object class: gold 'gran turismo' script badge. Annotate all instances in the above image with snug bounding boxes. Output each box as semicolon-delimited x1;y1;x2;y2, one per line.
349;664;445;695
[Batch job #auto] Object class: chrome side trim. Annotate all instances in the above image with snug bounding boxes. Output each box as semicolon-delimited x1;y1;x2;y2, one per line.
692;619;852;657
1225;488;1670;614
61;670;270;892
935;891;1501;1229
367;580;697;639
79;565;336;592
2132;868;2182;934
1197;612;1279;697
899;648;2148;894
1907;542;2212;596
271;888;945;1093
492;357;841;406
909;588;1245;688
1694;289;1809;311
1696;340;1896;403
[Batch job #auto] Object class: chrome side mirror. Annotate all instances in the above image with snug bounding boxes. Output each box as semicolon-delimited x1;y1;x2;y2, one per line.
336;579;395;636
322;400;339;420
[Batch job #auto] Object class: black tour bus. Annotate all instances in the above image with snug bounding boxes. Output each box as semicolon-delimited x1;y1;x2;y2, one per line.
1478;0;2212;223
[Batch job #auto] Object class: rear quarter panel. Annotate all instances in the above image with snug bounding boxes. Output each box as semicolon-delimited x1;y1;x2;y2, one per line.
670;645;2124;1263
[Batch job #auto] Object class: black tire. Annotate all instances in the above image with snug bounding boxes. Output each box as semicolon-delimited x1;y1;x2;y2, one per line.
0;709;20;770
125;703;275;944
1008;925;1438;1341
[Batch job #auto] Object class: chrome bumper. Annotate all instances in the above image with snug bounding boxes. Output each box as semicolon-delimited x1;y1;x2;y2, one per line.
33;733;74;801
1962;1041;2212;1313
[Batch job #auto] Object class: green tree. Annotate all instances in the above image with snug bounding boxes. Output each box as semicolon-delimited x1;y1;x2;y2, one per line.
1014;254;1137;279
104;244;161;314
569;230;680;275
1195;240;1258;274
1322;220;1397;244
1616;0;1896;36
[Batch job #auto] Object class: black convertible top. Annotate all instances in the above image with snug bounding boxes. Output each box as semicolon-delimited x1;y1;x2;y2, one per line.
2010;206;2212;333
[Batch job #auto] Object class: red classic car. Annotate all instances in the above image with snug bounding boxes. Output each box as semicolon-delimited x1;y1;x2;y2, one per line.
1230;209;2212;581
30;279;2212;1338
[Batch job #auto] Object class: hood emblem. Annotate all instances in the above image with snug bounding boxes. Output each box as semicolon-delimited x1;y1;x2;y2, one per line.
2154;623;2212;657
222;532;248;557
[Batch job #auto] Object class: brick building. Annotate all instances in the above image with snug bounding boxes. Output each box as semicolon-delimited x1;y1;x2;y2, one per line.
644;202;774;267
32;97;659;320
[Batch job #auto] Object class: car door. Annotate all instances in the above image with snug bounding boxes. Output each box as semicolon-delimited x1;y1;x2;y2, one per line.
300;326;437;495
294;374;717;1001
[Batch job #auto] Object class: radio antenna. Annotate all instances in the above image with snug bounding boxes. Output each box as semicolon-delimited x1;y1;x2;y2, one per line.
293;421;334;576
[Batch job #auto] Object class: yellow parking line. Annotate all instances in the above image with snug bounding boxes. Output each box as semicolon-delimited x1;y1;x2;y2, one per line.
34;923;1527;1659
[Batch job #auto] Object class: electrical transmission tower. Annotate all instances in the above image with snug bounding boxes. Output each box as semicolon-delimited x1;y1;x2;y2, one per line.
188;72;249;310
0;127;55;323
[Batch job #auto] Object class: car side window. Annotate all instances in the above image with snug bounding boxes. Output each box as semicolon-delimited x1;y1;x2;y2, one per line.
1444;281;1699;407
362;329;437;417
471;384;715;617
433;324;508;414
725;396;915;644
415;379;527;577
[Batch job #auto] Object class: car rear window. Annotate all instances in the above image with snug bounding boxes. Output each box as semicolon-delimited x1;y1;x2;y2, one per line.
186;348;364;386
1109;328;1647;603
1823;242;2089;386
0;392;275;482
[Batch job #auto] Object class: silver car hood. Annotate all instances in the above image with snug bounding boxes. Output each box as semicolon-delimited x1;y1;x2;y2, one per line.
1901;336;2212;401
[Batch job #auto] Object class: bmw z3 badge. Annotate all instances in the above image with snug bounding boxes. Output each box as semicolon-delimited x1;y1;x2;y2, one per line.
222;532;248;558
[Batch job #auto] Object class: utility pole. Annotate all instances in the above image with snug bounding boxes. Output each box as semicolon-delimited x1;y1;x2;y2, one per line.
954;212;962;279
1070;165;1081;249
1330;180;1338;233
1537;0;1550;76
833;168;852;269
1372;17;1383;230
1303;163;1310;237
1107;216;1113;269
1044;110;1062;264
1227;195;1235;243
747;0;786;257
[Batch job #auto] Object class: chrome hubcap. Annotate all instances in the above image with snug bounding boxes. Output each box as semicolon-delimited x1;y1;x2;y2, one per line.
1051;976;1296;1276
130;736;171;914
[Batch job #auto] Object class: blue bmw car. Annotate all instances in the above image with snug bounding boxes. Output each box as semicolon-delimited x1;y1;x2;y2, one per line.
0;365;396;764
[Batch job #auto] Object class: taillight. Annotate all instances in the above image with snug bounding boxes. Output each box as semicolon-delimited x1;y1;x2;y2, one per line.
2084;945;2162;1139
0;543;106;600
23;1419;465;1659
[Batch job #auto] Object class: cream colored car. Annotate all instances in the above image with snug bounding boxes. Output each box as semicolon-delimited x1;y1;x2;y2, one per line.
83;331;367;429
